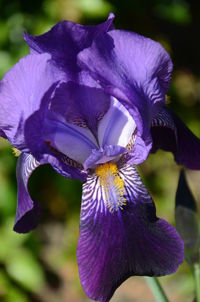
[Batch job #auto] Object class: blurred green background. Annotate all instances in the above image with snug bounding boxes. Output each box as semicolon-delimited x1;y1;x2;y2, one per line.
0;0;200;301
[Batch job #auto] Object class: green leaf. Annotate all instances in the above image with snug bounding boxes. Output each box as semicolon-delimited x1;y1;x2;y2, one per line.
5;287;29;302
175;170;200;265
6;249;45;292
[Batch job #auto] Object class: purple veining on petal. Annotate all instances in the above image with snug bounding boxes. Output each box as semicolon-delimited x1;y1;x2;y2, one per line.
78;29;173;134
124;135;152;166
78;165;184;302
26;79;142;171
14;153;41;233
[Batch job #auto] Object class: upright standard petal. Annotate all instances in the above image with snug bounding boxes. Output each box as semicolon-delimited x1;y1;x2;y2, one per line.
98;97;136;148
49;82;111;136
14;153;41;233
78;164;184;302
24;13;114;76
151;107;200;169
78;29;173;131
0;53;58;150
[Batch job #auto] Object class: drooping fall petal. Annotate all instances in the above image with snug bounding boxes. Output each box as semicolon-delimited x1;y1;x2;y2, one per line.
78;165;184;302
151;107;200;169
14;153;41;233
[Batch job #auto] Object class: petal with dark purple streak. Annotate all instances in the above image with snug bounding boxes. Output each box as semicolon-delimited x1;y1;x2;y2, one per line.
14;153;41;233
78;165;184;302
151;107;200;170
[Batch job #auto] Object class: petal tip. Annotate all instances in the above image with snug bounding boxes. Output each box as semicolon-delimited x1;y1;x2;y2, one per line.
14;201;41;233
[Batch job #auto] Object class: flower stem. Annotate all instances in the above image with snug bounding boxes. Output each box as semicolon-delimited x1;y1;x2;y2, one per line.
194;263;200;302
145;277;169;302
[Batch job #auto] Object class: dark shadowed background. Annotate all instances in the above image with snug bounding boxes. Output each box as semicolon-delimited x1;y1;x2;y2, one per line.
0;0;200;301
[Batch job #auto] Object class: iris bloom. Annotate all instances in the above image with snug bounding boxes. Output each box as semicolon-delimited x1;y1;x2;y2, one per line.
0;13;200;302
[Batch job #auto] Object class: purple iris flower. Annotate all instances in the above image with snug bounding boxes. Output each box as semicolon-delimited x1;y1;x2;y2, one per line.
1;13;200;302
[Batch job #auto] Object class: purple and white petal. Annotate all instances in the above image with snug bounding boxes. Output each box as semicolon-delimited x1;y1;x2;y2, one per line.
0;53;59;150
78;29;173;129
77;165;184;302
151;107;200;169
14;153;41;233
49;82;111;135
43;111;98;164
83;145;126;170
24;91;87;181
24;13;114;78
125;135;152;165
98;97;136;148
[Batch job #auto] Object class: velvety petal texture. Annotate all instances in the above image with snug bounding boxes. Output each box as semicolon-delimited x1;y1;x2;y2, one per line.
151;107;200;169
14;153;41;233
78;29;173;134
78;165;184;302
0;53;58;150
24;13;114;77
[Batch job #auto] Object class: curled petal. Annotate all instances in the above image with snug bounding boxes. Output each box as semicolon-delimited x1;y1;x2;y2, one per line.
122;135;152;166
78;165;184;302
83;145;126;170
24;13;114;76
14;152;85;233
14;153;41;233
151;107;200;169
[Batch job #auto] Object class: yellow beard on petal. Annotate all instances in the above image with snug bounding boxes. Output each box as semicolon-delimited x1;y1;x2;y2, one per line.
95;162;126;213
12;147;21;157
